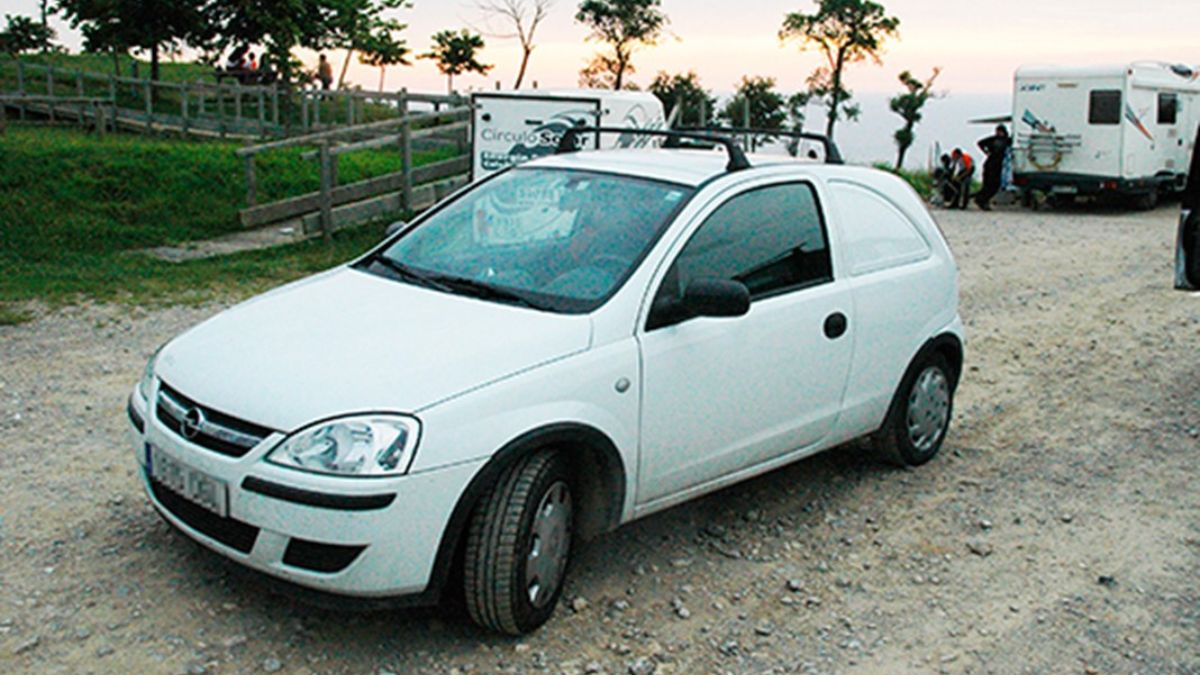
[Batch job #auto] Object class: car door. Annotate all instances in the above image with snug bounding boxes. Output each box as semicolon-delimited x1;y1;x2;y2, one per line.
635;179;854;506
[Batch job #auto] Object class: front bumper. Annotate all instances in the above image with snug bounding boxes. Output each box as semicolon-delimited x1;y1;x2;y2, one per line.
127;387;483;600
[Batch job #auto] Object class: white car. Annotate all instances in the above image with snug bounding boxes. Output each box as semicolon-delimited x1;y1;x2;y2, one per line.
127;131;964;635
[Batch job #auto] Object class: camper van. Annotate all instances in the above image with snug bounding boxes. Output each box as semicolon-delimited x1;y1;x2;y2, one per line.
470;90;666;180
1012;62;1200;208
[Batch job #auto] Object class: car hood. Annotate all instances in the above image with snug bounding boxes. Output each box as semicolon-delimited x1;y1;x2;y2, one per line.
155;267;593;432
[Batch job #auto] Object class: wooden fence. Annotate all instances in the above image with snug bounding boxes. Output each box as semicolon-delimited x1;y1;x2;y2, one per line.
0;58;464;140
237;107;472;239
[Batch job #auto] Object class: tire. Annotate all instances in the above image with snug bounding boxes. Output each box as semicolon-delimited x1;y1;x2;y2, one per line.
463;450;574;635
876;352;955;467
1134;190;1158;211
1186;220;1200;288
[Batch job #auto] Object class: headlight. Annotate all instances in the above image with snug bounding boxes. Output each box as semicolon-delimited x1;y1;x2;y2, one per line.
137;346;162;401
266;415;421;477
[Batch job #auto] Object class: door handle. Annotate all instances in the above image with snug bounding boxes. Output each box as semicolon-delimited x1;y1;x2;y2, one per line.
823;312;848;339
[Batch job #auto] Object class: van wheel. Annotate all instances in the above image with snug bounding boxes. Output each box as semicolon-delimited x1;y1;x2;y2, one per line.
463;450;574;635
1134;190;1158;210
876;353;955;466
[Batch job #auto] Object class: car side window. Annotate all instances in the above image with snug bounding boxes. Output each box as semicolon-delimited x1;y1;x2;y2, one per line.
648;182;831;328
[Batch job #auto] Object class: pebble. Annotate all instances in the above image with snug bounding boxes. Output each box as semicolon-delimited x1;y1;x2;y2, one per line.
754;623;774;637
585;661;603;673
786;579;804;592
611;599;630;612
262;657;283;672
13;635;39;655
1060;514;1074;523
75;627;92;640
570;597;590;613
966;539;994;557
628;658;656;675
97;645;114;657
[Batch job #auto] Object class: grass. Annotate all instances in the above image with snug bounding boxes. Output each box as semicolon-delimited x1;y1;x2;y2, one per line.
2;52;212;84
0;126;455;318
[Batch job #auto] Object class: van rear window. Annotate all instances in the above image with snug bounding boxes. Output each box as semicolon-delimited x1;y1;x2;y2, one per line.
1158;93;1178;125
1088;90;1121;125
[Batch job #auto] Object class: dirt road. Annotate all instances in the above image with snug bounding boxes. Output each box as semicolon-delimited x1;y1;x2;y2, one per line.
2;205;1197;674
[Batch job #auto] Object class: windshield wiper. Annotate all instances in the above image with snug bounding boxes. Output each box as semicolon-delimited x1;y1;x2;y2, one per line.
424;273;549;311
369;256;454;293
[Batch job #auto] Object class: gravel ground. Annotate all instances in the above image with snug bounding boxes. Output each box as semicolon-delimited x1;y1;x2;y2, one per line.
1;204;1198;674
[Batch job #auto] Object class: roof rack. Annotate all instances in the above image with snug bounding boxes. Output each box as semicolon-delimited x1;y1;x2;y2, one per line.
556;126;752;172
679;126;844;165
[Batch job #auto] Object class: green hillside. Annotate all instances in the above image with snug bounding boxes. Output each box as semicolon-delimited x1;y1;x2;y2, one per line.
0;127;452;320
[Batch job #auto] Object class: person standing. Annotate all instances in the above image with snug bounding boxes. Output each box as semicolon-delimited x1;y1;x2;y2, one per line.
317;54;333;90
950;148;975;210
975;125;1011;210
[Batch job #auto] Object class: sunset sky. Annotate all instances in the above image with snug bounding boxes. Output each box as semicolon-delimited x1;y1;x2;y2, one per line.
11;0;1197;94
8;0;1197;165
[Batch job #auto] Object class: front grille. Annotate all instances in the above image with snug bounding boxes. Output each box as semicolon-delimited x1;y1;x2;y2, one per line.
148;475;259;554
155;383;274;458
283;538;366;573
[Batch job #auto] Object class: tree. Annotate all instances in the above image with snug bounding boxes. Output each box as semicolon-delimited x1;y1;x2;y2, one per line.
575;0;666;91
0;15;55;55
329;0;409;89
780;0;899;141
205;0;359;88
719;76;787;131
477;0;553;90
421;29;492;94
357;24;412;91
889;67;941;170
649;71;717;127
59;0;207;80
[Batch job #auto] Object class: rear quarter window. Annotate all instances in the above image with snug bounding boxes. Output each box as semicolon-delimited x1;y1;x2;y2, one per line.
829;181;931;276
1088;90;1121;125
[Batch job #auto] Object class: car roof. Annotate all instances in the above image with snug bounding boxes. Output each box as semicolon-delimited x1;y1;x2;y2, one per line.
525;148;875;188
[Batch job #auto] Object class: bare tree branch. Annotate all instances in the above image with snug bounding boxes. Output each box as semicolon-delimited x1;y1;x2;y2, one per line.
476;0;553;88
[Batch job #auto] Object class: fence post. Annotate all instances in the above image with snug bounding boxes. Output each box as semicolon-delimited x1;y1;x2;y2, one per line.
301;94;309;133
46;66;55;122
181;86;190;135
94;102;106;136
319;141;334;241
257;89;266;137
314;93;322;128
400;115;413;212
107;74;115;114
16;60;26;120
271;87;279;129
218;84;227;139
144;79;153;131
245;154;257;207
347;94;354;126
233;83;243;132
76;70;85;122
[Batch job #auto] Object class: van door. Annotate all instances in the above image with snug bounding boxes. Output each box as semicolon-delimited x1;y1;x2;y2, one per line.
635;181;853;505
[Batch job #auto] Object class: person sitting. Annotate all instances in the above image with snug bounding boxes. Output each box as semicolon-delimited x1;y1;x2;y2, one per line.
949;148;975;210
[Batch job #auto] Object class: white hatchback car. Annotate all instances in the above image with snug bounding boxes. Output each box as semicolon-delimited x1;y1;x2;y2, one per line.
128;130;964;634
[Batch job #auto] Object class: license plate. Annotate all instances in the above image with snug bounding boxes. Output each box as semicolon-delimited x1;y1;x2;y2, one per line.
1051;185;1078;194
146;443;229;517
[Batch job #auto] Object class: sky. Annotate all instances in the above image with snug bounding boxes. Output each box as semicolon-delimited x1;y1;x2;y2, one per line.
8;0;1199;165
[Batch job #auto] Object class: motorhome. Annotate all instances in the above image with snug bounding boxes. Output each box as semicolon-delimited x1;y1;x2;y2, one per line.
470;90;666;180
1012;62;1199;208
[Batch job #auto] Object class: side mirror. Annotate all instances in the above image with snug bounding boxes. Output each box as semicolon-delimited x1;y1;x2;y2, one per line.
681;278;750;318
385;220;407;237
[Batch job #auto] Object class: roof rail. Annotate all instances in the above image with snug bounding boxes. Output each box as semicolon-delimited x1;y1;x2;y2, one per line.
556;126;752;172
681;126;844;165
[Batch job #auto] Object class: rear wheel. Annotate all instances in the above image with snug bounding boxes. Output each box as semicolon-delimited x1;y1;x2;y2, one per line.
1133;190;1159;211
463;450;574;635
877;353;955;466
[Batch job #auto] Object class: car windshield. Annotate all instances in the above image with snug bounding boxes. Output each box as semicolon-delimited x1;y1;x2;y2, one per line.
368;168;693;313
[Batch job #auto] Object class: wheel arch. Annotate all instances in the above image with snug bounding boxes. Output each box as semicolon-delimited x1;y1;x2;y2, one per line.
423;422;627;602
878;332;964;433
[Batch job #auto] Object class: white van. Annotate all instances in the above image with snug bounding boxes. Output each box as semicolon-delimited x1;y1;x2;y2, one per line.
1012;62;1200;207
471;90;666;179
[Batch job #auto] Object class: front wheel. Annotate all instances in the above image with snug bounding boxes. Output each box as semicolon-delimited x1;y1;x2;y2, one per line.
876;353;955;466
463;450;574;635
